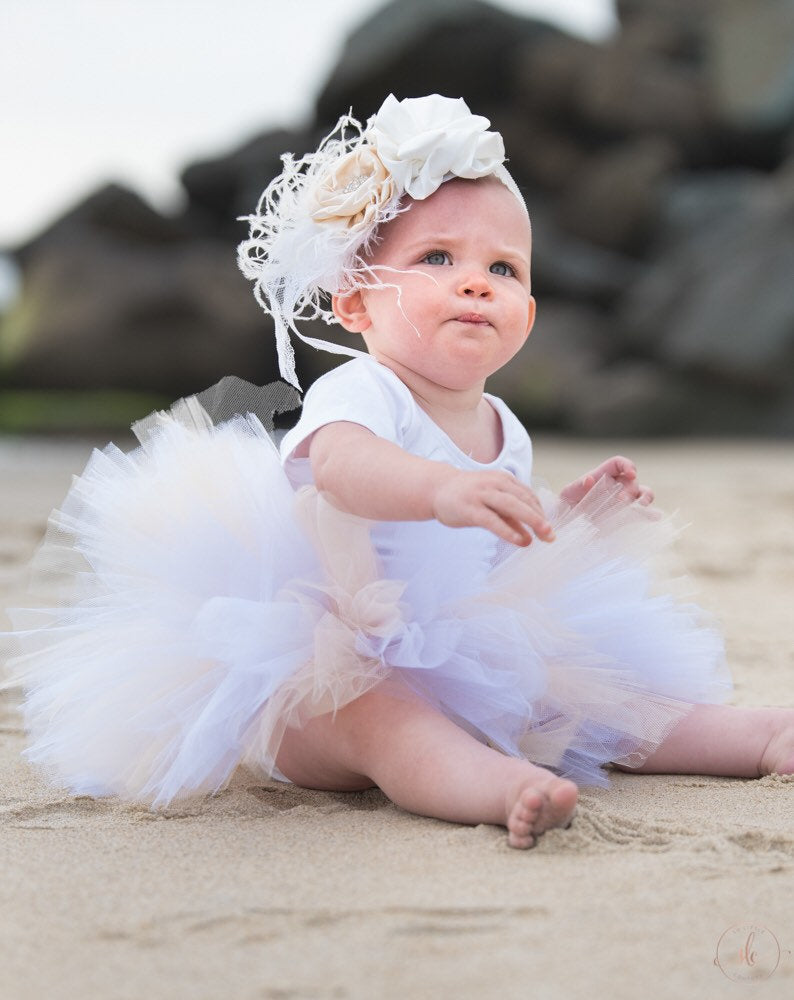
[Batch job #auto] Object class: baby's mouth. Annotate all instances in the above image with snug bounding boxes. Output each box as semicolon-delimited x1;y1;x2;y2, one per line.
455;313;490;325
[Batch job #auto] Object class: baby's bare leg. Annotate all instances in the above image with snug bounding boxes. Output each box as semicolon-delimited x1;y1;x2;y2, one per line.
612;704;794;778
276;683;578;848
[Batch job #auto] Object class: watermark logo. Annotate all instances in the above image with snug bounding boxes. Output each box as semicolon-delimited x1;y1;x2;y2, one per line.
714;924;786;982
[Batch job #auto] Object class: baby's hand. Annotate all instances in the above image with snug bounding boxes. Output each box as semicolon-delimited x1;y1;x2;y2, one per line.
560;456;654;507
432;470;555;546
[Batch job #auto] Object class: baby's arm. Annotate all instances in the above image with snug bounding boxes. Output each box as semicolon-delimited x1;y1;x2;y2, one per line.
560;455;654;507
309;421;555;546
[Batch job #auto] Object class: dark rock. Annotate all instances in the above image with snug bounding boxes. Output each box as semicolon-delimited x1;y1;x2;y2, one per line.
578;41;710;156
315;0;562;129
181;127;315;241
512;34;601;122
0;231;273;394
563;361;793;437
559;137;680;253
514;26;711;160
15;184;195;266
490;110;587;193
566;361;696;436
652;170;768;250
486;302;612;429
618;169;794;391
528;203;642;304
705;0;794;135
616;0;718;31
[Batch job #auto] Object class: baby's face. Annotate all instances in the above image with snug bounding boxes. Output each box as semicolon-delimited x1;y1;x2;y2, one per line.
338;178;535;391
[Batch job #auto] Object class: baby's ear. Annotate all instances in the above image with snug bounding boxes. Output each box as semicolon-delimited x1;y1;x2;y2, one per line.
526;295;537;335
332;290;371;332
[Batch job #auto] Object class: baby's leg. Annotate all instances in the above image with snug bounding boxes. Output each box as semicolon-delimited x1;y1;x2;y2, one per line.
275;683;578;848
612;704;794;778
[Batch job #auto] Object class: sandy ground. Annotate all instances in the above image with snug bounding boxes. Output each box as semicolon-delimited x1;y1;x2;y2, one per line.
1;433;792;1000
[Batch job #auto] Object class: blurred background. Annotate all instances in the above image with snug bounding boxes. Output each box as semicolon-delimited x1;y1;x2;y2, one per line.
2;0;794;436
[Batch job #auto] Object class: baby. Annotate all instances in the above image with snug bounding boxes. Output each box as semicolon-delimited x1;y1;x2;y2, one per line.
269;166;794;848
3;95;793;847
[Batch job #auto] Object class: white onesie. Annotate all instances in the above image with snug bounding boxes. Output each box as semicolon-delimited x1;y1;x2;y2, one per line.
280;356;534;601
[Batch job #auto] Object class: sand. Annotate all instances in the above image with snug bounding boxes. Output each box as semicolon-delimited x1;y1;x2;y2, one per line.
1;434;792;1000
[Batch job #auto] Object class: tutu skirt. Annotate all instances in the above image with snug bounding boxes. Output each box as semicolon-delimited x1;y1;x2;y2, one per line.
0;386;733;809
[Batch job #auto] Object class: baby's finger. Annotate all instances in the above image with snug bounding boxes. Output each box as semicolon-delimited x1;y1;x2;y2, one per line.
478;507;533;546
505;480;547;519
621;479;642;500
609;456;638;483
637;486;654;506
485;491;555;542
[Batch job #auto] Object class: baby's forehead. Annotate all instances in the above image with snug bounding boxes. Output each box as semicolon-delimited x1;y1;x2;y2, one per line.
376;178;531;250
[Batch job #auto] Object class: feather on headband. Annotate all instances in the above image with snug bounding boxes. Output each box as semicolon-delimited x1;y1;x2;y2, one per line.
237;94;526;390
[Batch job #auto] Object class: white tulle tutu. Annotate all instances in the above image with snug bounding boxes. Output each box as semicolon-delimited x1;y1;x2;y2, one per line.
0;387;733;809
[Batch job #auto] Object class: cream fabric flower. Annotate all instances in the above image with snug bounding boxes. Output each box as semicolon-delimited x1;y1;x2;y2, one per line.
308;146;395;229
367;93;506;200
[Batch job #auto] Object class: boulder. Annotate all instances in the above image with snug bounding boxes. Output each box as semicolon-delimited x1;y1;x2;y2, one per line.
528;203;642;305
561;361;793;437
559;137;680;253
489;109;587;193
0;227;272;394
513;24;712;161
15;184;195;265
705;0;794;135
618;169;794;392
315;0;561;128
486;301;612;429
180;127;315;241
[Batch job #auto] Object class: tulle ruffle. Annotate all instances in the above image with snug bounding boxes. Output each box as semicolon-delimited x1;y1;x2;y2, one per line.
0;391;733;808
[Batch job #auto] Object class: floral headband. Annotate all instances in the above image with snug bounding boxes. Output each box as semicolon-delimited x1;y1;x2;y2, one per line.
237;94;526;390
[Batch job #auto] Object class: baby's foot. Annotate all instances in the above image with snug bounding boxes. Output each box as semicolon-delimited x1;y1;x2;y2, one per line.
759;710;794;777
505;766;579;849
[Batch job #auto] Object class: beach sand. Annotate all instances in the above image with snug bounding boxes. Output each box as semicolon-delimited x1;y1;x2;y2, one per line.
1;435;792;999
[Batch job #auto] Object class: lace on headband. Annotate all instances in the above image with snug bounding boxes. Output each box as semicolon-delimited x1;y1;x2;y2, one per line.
237;94;525;390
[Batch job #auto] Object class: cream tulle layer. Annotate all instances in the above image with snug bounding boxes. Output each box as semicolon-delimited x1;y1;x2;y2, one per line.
0;396;732;809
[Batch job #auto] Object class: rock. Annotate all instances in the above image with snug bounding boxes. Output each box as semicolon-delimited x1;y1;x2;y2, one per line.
489;110;587;193
618;169;794;392
559;137;680;253
512;34;600;120
15;184;195;266
315;0;560;128
616;0;718;30
580;45;709;165
566;361;696;436
652;170;768;250
514;24;711;161
0;230;272;394
562;361;793;437
486;302;613;429
705;0;794;135
528;203;642;304
180;127;315;241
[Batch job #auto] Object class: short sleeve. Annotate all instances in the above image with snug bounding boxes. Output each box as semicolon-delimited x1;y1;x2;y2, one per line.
279;359;407;471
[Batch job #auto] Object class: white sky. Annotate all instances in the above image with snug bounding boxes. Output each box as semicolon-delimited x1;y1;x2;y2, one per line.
0;0;616;253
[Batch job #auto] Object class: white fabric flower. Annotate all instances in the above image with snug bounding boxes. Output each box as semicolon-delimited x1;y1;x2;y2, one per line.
367;93;506;200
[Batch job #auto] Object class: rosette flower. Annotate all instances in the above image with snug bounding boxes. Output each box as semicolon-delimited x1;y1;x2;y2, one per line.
367;94;506;200
308;146;396;230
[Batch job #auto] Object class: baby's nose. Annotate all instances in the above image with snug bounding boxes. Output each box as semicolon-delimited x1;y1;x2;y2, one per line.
458;272;493;297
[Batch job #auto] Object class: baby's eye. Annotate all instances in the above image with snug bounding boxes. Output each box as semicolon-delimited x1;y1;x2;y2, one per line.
490;261;516;277
423;250;451;266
